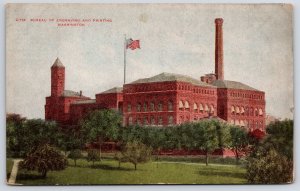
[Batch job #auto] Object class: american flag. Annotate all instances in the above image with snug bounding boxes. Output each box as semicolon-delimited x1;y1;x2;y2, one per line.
126;38;140;50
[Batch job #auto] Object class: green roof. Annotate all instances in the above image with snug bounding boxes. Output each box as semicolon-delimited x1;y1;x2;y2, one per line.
72;99;96;105
130;72;214;87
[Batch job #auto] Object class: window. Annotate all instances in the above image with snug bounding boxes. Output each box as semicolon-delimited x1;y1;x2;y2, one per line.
137;103;141;112
204;104;209;112
143;116;148;125
158;102;163;111
193;103;198;112
185;101;190;110
199;103;204;112
168;116;173;125
235;106;240;114
250;108;253;116
158;116;163;125
128;116;133;125
150;102;155;111
150;116;155;125
144;102;148;112
137;118;141;125
241;107;245;115
231;106;235;114
179;100;184;110
255;108;258;116
168;101;173;111
210;105;214;114
240;120;245;127
128;103;131;112
259;108;263;116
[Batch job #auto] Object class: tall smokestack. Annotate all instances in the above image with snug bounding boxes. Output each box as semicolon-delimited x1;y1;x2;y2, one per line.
215;18;224;80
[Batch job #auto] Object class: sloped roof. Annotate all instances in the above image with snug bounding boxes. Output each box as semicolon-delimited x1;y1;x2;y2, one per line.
62;90;81;97
212;80;258;91
72;99;96;105
130;72;214;87
99;87;123;94
51;57;64;68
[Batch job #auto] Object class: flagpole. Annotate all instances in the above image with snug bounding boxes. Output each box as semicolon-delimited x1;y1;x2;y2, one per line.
124;34;127;84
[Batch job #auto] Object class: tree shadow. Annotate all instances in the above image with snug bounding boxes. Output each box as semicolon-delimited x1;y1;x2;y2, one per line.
90;164;134;171
17;173;45;180
197;167;245;179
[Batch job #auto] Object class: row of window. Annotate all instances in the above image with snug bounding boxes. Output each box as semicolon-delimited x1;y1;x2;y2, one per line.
127;101;174;112
179;100;215;113
230;106;264;117
230;119;264;128
230;92;263;100
128;115;174;126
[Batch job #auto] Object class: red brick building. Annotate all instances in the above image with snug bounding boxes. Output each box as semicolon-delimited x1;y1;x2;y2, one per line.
45;18;266;132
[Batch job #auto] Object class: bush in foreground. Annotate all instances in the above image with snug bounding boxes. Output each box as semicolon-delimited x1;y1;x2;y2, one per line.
20;144;67;178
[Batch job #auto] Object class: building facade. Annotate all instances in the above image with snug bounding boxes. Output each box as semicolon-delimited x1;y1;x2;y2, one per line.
45;18;266;132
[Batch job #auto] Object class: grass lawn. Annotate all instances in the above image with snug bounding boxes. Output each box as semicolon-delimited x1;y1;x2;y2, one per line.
16;159;246;185
6;158;14;180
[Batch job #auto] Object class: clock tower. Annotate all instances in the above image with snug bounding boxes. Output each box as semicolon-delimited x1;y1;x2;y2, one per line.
51;57;65;97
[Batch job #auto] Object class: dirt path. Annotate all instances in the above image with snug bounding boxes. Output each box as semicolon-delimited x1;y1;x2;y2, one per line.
8;159;22;185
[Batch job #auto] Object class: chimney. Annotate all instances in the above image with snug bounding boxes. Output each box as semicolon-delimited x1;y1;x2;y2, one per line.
79;90;82;96
215;18;224;80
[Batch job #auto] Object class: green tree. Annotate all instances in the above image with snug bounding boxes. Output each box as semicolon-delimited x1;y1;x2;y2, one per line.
246;120;294;183
6;113;26;157
229;126;249;164
20;144;67;178
247;148;293;184
87;149;100;167
81;109;121;160
194;120;219;166
120;141;152;170
68;149;83;166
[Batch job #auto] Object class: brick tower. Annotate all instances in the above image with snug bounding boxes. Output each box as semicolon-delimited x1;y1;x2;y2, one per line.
51;57;65;96
215;18;224;80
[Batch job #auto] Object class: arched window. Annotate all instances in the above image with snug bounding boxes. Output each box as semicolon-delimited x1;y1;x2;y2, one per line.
143;102;148;112
210;105;214;114
137;103;141;112
231;106;235;114
128;116;133;125
150;102;155;111
241;107;245;115
127;103;131;112
168;116;173;125
255;108;258;116
245;107;249;116
199;103;204;112
150;116;155;125
259;108;263;116
185;101;190;110
204;104;209;112
193;103;198;112
179;100;184;110
250;108;253;116
235;106;240;114
168;101;173;111
158;102;163;111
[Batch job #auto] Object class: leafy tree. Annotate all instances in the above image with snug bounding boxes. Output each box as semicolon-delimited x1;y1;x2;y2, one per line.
68;149;83;166
246;120;294;183
193;120;219;166
6;113;26;157
20;144;67;178
120;141;152;170
81;109;121;160
229;126;249;164
247;148;293;184
87;149;100;167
